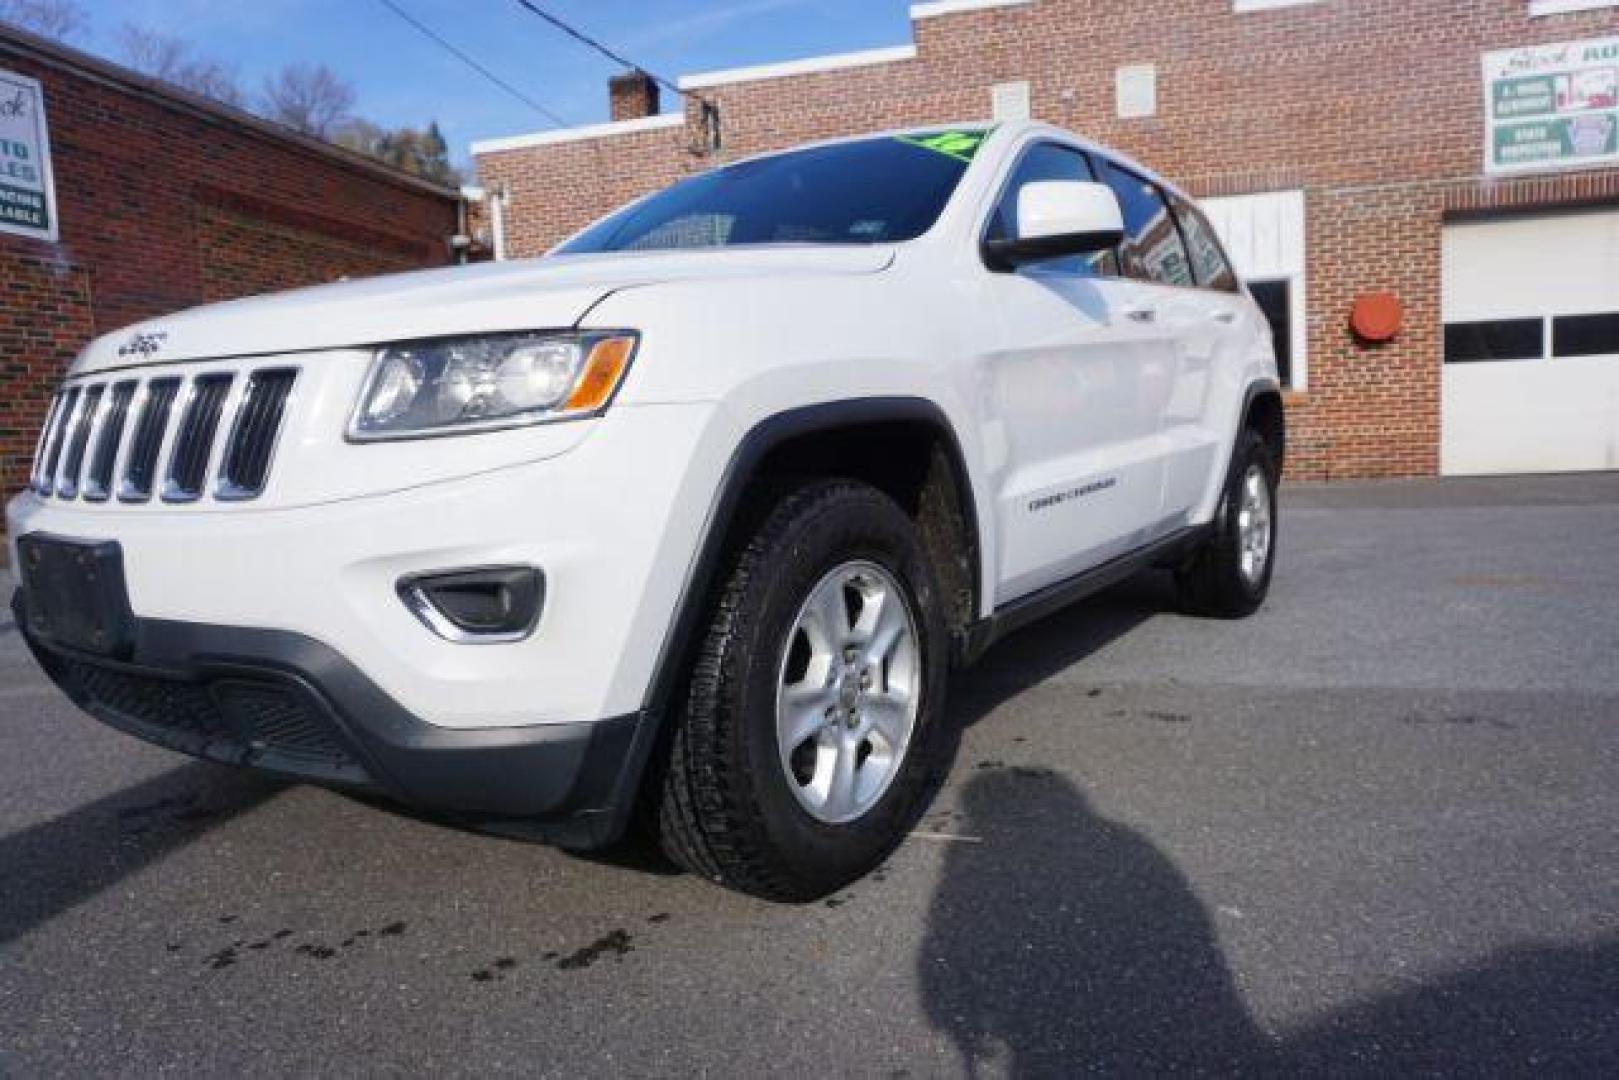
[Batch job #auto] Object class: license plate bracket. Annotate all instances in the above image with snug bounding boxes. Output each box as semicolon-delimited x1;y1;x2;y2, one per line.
17;534;137;659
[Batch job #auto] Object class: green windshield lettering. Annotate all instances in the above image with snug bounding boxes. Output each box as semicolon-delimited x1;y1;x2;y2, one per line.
898;131;989;163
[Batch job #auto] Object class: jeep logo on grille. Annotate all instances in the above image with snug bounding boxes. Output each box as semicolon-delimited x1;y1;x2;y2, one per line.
118;330;169;359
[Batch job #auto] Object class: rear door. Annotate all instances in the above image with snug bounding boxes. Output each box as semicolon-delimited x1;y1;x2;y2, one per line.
1161;191;1254;517
978;142;1180;602
1094;161;1253;522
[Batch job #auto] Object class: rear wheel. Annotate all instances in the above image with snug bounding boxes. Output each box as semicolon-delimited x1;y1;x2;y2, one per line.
650;480;947;901
1176;428;1278;619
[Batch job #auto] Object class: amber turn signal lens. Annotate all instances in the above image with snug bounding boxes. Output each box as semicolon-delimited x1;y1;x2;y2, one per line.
564;336;636;412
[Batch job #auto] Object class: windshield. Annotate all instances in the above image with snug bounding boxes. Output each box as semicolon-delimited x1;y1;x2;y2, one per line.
557;131;990;254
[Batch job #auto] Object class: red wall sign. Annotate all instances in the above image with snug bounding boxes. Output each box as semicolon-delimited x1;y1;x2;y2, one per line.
1351;292;1403;343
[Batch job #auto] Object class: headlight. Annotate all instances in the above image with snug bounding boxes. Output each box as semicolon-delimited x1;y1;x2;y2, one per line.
348;331;638;440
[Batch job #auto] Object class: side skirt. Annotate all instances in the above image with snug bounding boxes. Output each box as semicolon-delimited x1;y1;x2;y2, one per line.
960;525;1209;664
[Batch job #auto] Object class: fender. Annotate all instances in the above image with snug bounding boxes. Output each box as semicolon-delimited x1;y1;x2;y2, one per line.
1241;378;1287;478
643;395;981;716
588;397;983;843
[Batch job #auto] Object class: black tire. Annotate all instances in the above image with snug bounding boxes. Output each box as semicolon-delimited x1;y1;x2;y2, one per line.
1176;427;1278;619
650;479;949;902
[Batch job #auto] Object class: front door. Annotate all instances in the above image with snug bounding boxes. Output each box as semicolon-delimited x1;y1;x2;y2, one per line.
977;142;1178;603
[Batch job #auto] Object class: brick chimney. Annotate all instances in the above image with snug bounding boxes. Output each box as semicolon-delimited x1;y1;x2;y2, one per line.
609;71;660;122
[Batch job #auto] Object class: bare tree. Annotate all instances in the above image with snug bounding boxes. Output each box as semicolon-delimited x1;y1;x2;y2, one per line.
117;25;245;108
0;0;88;41
106;22;375;153
334;118;461;186
260;63;355;139
118;24;185;75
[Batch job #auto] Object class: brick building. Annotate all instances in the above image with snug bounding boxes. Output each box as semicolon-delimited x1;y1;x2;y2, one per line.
0;25;463;495
474;0;1619;480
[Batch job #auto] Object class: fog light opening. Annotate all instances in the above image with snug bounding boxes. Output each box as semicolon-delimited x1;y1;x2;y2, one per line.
398;567;545;644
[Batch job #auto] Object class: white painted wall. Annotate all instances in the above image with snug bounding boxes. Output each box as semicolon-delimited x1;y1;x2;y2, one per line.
1441;209;1619;476
1202;190;1308;389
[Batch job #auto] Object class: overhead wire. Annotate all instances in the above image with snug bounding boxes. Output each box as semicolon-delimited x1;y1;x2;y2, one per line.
507;0;722;154
377;0;574;129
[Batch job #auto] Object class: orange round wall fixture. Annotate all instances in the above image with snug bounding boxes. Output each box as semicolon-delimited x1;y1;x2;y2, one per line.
1351;292;1403;343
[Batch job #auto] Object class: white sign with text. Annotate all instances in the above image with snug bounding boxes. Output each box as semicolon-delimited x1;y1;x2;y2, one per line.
0;67;58;242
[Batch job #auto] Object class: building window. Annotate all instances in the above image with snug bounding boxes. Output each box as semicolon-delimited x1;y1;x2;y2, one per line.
1445;312;1619;363
1444;319;1546;363
1553;312;1619;358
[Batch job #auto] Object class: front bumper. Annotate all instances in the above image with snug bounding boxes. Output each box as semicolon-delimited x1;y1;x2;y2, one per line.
6;400;726;729
13;588;647;847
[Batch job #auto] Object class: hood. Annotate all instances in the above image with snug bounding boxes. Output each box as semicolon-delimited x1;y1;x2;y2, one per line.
71;245;896;376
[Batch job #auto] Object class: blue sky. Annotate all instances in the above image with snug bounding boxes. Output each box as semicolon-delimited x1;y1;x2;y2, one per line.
68;0;912;164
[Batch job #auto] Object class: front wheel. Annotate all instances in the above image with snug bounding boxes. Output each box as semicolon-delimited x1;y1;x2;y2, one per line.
650;480;948;902
1176;428;1278;619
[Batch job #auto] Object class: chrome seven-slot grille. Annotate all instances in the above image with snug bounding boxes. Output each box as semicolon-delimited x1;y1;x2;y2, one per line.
30;367;299;504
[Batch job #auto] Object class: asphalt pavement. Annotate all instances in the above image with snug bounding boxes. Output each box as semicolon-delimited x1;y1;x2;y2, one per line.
2;473;1616;1076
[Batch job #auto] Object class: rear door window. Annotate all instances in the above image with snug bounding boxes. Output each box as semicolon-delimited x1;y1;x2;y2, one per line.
1171;195;1241;293
1098;159;1195;288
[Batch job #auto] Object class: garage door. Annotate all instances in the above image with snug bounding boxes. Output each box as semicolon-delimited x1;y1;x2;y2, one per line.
1442;209;1619;475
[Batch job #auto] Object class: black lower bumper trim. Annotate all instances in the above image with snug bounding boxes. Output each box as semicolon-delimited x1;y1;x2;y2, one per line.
12;589;644;849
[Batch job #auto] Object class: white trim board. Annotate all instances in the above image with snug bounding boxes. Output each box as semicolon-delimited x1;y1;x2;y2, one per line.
677;45;918;91
911;0;1035;18
1528;0;1618;15
471;113;684;155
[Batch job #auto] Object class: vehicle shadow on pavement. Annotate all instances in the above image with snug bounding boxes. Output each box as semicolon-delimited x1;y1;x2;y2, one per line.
921;570;1618;1074
0;762;282;946
919;754;1619;1075
944;573;1172;737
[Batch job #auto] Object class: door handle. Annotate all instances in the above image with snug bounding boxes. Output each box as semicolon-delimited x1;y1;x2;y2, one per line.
1124;307;1157;324
1212;310;1239;325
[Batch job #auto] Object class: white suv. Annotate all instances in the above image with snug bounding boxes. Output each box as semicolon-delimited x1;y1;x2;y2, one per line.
8;122;1283;900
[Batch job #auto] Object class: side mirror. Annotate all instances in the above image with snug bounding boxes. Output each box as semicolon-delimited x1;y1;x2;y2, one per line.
984;181;1126;271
